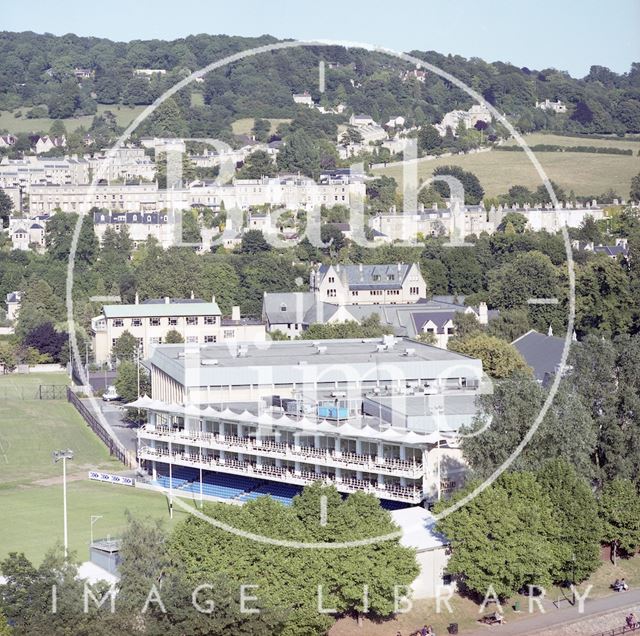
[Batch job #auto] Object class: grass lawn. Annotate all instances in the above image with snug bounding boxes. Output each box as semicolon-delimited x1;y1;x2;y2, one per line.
0;372;120;487
0;104;146;135
373;143;640;198
504;132;640;152
231;117;291;136
0;480;184;564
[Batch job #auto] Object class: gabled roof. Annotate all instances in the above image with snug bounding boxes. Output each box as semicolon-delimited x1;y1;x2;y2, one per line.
512;329;566;383
317;263;415;290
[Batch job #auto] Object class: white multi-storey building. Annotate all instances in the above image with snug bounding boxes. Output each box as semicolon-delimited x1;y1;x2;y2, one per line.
0;155;89;190
135;337;485;505
91;296;266;364
27;173;366;217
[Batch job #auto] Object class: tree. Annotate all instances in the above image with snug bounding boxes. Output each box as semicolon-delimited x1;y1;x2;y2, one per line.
0;188;13;228
448;333;530;378
239;229;271;254
461;373;597;481
497;212;528;233
435;472;562;599
237;150;276;179
537;459;602;582
320;223;346;253
112;330;138;363
450;311;484;340
488;251;559;310
15;279;64;341
276;129;320;178
418;125;442;153
301;315;392;340
432;165;484;205
170;484;418;634
0;342;17;371
0;609;10;636
115;360;150;403
23;322;67;363
252;118;271;142
486;308;530;342
600;479;640;562
339;127;363;148
576;256;633;337
630;173;640;202
165;329;184;344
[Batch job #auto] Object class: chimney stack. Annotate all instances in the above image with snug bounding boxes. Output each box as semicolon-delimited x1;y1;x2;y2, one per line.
164;296;170;304
134;292;139;305
232;306;241;321
478;302;488;325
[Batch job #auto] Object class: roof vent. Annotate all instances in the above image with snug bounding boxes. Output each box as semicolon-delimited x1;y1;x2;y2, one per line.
317;345;327;355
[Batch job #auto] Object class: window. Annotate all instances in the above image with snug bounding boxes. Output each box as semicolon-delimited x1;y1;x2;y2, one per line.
280;304;287;312
150;337;162;345
113;319;124;327
187;316;198;326
150;318;161;326
186;336;198;343
204;316;217;325
111;338;117;347
131;318;142;327
223;329;235;339
410;286;419;295
204;335;217;343
328;276;335;283
169;317;178;326
351;290;358;296
327;289;337;298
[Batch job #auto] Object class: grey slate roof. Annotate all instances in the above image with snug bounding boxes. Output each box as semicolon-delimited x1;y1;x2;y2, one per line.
512;329;566;384
318;263;411;290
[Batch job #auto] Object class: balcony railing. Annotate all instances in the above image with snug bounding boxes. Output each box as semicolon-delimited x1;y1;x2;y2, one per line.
138;446;422;503
139;425;423;477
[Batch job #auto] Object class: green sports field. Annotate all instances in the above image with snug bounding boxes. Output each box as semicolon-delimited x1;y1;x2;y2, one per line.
0;372;178;564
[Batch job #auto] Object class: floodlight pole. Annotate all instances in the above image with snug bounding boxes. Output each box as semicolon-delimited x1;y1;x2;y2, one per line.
53;449;74;558
90;515;103;546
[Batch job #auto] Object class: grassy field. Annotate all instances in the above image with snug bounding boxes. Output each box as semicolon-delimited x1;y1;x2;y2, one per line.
0;371;182;564
231;117;291;136
0;104;146;135
503;132;640;152
373;139;640;198
0;480;183;564
0;372;121;487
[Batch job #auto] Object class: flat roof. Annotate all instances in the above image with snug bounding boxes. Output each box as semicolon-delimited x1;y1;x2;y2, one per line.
147;337;483;389
390;507;448;551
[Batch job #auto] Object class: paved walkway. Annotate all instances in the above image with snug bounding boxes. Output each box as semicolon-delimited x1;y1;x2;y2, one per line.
465;589;640;635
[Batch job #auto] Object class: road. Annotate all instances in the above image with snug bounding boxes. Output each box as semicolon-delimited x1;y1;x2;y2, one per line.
464;588;640;635
80;398;139;456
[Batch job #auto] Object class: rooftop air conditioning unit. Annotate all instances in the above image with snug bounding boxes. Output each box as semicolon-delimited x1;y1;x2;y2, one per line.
372;387;381;395
376;344;387;353
404;348;416;356
201;359;219;366
317;345;327;355
331;391;346;398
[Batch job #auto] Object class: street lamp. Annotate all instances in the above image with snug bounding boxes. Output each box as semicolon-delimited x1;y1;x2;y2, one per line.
52;449;74;558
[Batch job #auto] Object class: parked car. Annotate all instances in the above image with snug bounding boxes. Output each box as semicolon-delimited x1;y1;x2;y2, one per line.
102;385;119;402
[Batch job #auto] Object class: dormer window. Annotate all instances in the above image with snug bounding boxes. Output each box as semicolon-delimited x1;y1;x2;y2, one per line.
280;304;287;311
